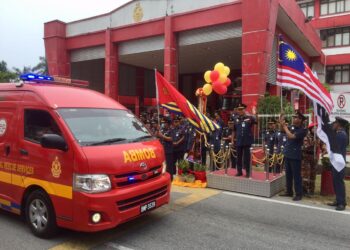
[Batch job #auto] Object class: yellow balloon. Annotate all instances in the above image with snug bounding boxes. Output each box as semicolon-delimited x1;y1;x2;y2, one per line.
224;66;230;76
214;62;225;75
203;83;213;96
219;73;227;83
204;70;211;83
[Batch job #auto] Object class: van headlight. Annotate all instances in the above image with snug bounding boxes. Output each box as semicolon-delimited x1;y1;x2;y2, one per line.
73;174;111;193
162;161;167;174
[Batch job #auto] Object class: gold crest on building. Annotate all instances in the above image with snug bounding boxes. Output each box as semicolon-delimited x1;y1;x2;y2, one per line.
133;2;143;22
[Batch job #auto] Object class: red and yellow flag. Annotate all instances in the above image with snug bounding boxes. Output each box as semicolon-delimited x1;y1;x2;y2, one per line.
155;71;220;133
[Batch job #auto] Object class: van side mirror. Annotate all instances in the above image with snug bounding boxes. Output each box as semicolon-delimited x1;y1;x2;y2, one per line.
41;134;68;152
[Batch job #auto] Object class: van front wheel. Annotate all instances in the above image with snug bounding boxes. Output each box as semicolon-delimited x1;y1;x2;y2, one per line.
25;190;58;238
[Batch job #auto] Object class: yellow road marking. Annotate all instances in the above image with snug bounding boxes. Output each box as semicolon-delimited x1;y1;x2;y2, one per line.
49;186;220;250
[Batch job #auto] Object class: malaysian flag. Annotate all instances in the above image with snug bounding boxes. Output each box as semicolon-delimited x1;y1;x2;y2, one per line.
276;38;333;114
276;38;346;171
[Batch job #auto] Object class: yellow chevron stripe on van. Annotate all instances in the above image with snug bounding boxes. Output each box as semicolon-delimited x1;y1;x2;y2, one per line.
0;171;72;200
0;198;11;207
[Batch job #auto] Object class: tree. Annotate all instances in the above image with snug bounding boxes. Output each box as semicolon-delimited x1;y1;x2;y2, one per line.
32;56;48;75
13;65;33;76
0;60;17;83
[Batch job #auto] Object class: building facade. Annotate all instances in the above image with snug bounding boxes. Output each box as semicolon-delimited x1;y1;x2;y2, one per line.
44;0;324;115
298;0;350;92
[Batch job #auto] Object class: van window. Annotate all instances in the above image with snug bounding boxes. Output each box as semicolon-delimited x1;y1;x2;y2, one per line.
24;109;62;143
58;109;152;146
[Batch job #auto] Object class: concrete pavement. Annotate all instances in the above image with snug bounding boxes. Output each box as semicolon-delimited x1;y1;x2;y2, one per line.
0;186;349;250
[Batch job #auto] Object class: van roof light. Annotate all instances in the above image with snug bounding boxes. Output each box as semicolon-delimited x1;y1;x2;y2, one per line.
20;73;54;82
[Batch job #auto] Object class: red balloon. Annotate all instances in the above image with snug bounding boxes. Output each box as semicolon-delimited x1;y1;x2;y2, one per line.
210;70;220;82
212;81;227;95
223;78;231;87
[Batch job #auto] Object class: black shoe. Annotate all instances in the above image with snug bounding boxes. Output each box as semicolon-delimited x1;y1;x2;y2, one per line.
235;173;243;177
279;192;293;197
335;205;346;211
293;196;302;201
327;201;338;207
245;174;250;178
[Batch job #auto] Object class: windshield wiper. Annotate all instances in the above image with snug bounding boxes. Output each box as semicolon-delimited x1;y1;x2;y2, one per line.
87;138;127;146
131;135;154;142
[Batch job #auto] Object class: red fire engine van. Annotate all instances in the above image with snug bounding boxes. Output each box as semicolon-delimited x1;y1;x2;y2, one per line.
0;74;171;238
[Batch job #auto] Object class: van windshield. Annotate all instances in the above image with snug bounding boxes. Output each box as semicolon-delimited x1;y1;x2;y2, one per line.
58;108;153;146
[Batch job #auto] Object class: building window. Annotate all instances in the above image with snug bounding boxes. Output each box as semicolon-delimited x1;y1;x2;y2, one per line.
320;0;350;15
320;27;350;47
298;1;315;18
326;65;350;84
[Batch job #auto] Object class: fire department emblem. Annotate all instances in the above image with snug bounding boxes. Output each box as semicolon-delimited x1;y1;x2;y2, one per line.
51;156;62;178
133;2;143;23
0;119;7;136
140;162;148;171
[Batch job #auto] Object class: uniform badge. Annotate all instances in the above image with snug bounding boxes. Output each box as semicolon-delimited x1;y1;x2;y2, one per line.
51;156;62;178
242;122;246;128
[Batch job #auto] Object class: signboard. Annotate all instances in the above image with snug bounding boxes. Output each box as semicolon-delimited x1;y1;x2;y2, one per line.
330;92;350;122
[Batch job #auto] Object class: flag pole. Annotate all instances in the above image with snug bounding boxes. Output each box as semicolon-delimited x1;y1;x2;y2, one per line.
278;35;283;113
154;68;161;128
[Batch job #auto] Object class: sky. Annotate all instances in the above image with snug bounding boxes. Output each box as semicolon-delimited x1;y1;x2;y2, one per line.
0;0;130;70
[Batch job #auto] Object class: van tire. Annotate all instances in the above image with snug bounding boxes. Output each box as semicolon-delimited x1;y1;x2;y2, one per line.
25;189;58;238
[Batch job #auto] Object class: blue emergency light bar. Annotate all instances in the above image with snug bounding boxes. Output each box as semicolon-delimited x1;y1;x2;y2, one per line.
20;73;54;82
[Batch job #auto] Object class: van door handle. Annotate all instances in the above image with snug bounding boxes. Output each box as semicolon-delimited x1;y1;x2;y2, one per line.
20;149;28;156
5;145;10;156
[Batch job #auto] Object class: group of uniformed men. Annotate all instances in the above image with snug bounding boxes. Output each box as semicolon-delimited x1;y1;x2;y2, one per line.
140;106;347;211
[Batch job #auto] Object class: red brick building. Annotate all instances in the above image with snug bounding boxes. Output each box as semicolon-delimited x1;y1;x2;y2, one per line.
44;0;327;115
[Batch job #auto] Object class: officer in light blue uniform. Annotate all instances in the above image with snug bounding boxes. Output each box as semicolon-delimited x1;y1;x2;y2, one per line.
233;104;256;177
280;111;307;201
327;116;348;211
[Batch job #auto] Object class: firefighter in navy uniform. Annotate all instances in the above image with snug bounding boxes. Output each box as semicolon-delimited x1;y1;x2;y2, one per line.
233;104;256;177
263;120;277;156
279;111;307;201
327;117;348;211
223;118;236;168
172;116;186;173
157;117;174;180
275;121;288;173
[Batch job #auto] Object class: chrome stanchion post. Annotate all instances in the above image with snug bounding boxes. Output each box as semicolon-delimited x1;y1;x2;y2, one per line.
273;146;277;177
264;145;268;173
280;145;285;174
249;147;253;180
225;144;229;175
265;148;270;181
210;144;215;171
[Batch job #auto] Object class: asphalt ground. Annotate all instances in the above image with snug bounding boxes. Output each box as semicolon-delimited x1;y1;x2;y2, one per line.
0;186;349;250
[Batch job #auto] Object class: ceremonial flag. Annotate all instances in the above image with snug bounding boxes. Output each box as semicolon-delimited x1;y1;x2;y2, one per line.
276;38;333;114
155;71;220;133
314;102;346;172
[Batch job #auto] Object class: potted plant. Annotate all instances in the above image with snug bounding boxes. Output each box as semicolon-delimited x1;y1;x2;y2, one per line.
177;159;189;176
193;163;207;182
320;155;335;196
184;173;196;183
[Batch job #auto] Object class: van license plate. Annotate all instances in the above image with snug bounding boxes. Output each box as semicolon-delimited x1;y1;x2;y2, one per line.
140;201;156;214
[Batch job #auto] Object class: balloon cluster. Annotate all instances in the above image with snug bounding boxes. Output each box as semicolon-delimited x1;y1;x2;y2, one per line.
201;62;232;96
